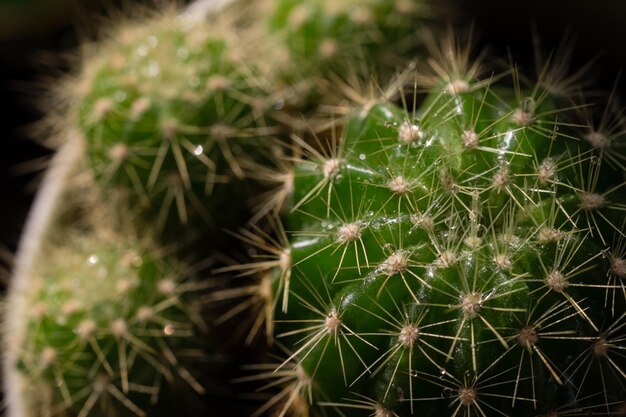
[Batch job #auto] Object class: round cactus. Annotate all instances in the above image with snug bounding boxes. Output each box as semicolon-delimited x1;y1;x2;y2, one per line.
256;40;626;416
64;8;279;234
10;219;208;417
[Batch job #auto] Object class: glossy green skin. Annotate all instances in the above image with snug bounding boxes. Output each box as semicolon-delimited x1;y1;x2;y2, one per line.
17;230;204;417
279;84;625;416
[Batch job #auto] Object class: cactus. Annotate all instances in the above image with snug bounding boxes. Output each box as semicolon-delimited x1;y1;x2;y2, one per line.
61;6;283;237
255;0;433;119
4;1;438;416
5;1;626;417
257;37;626;416
14;225;207;417
1;130;212;416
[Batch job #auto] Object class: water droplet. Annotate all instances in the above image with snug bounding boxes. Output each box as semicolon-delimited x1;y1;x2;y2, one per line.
163;324;175;335
440;368;447;379
444;218;457;229
359;153;366;160
392;121;399;127
522;97;536;114
383;121;392;128
194;145;204;156
410;370;418;377
88;255;99;265
441;387;454;398
590;156;599;165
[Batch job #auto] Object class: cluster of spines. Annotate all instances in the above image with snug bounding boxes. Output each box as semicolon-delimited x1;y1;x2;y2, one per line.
232;37;626;416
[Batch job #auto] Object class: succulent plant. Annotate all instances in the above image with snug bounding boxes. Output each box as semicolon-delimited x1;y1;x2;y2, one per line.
256;37;626;416
14;228;207;417
2;150;211;416
5;1;626;417
60;7;283;237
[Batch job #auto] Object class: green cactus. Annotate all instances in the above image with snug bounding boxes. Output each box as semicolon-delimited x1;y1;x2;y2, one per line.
7;0;626;416
18;233;204;416
61;0;434;238
6;189;209;417
255;38;626;416
64;8;280;236
252;0;432;115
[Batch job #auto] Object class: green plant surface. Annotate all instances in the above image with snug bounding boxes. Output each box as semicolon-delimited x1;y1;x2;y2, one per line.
264;0;426;65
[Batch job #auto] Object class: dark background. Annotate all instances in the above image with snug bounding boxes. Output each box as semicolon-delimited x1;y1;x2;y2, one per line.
1;0;625;278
